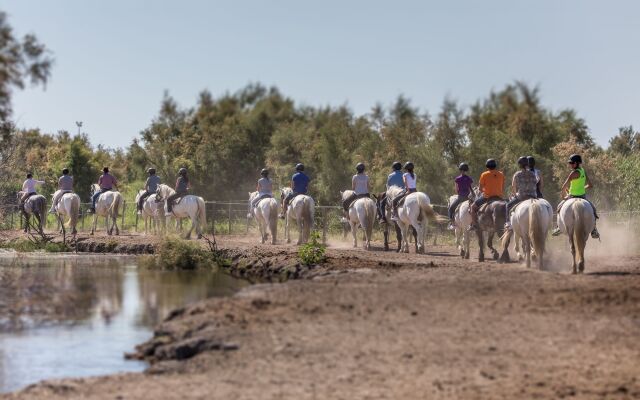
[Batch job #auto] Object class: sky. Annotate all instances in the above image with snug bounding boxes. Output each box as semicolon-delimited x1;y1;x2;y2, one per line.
1;0;639;149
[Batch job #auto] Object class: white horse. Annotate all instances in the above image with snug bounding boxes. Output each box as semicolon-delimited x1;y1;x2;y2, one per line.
340;190;376;250
386;186;447;254
448;195;472;259
135;190;164;235
155;184;206;239
51;190;80;238
499;199;553;269
557;198;596;274
249;191;278;244
280;187;314;245
17;191;47;234
90;184;123;236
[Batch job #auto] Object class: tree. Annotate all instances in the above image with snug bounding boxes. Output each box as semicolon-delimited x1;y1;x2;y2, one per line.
608;126;639;156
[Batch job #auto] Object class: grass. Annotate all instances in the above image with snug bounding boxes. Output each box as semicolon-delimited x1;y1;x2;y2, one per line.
0;238;70;252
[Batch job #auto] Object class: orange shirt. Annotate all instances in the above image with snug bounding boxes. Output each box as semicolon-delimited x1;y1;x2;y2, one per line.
479;170;505;198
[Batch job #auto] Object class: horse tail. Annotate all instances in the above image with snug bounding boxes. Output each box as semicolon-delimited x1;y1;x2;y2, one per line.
110;193;122;218
418;195;448;224
529;200;546;268
303;196;314;240
364;198;375;239
573;200;587;268
197;197;207;229
69;195;80;229
269;198;278;242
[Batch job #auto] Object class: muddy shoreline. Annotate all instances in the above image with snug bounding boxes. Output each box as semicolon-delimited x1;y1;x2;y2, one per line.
1;231;639;399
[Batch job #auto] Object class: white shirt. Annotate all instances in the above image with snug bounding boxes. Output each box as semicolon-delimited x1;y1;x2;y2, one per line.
22;178;45;194
403;172;417;189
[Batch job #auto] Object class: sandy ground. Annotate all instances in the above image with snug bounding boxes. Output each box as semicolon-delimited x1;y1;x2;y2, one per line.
1;226;640;399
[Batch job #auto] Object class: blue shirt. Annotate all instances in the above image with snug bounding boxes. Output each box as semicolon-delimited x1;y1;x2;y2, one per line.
292;172;310;194
386;171;405;189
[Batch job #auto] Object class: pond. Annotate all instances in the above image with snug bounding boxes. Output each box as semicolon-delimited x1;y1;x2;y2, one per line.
0;254;246;393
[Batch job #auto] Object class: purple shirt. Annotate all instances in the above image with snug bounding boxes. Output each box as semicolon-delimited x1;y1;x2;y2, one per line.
455;174;473;197
98;173;118;189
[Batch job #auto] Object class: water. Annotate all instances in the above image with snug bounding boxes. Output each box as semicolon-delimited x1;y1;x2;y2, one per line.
0;254;246;393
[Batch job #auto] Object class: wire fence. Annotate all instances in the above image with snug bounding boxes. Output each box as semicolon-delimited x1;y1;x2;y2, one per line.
1;199;638;245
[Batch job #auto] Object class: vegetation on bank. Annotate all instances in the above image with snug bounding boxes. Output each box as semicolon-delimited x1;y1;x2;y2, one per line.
299;231;326;265
0;238;68;253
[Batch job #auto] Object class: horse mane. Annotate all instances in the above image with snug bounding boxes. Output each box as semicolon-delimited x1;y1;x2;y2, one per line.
341;190;355;200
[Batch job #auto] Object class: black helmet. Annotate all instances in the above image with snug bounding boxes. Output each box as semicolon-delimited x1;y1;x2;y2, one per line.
260;168;269;177
392;161;402;171
517;156;528;167
486;159;497;169
403;162;414;171
458;162;469;172
356;163;365;173
103;167;109;173
526;156;535;168
26;172;32;179
568;154;582;164
62;168;69;175
147;168;156;175
178;167;187;175
295;163;304;171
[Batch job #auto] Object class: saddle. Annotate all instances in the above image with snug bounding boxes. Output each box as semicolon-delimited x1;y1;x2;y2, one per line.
347;194;370;209
478;197;503;214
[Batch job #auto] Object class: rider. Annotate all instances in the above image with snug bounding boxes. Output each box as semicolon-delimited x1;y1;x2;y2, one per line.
20;173;45;210
551;154;600;239
89;167;118;214
447;162;473;230
391;162;417;220
49;168;74;214
527;156;544;198
377;161;404;222
469;159;505;231
342;163;370;218
504;156;538;230
166;167;189;215
248;168;273;218
137;168;161;215
280;163;310;219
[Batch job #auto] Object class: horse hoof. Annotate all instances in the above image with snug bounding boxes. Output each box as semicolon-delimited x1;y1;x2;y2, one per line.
479;256;484;262
464;253;470;260
492;252;499;260
460;249;465;257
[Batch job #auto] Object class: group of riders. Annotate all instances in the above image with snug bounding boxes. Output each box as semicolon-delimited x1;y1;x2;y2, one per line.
19;153;600;239
19;167;192;217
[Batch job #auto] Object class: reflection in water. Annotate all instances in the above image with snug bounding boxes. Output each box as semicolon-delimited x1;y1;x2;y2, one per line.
0;255;246;393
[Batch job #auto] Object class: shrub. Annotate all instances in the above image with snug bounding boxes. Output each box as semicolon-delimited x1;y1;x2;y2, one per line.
298;231;326;265
152;237;215;269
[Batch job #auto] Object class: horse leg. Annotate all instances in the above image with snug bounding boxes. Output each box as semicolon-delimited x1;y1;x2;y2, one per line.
477;230;485;262
488;232;499;260
524;238;532;268
413;224;424;254
395;223;402;252
285;215;291;244
296;217;304;245
569;234;577;274
91;214;97;235
383;224;389;251
114;212;120;235
350;220;358;248
259;217;266;244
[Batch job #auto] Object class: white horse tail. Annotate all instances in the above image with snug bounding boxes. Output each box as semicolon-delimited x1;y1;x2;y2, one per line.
69;195;80;229
302;196;314;240
418;195;448;224
364;198;375;238
269;198;278;243
529;200;546;269
110;193;122;218
572;200;587;269
197;197;207;227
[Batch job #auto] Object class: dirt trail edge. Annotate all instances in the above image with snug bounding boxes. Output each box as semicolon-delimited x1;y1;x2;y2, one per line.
2;234;640;400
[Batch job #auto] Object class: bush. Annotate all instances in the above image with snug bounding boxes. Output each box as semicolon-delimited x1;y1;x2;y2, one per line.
151;237;215;269
0;238;70;252
298;231;326;265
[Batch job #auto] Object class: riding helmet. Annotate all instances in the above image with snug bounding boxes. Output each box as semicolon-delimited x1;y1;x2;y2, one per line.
403;162;414;171
103;167;109;173
458;162;469;172
26;173;32;179
356;163;365;173
485;159;497;169
568;154;582;164
147;168;156;175
178;167;187;175
295;163;304;171
517;156;528;167
260;168;269;177
526;156;535;168
62;168;69;175
392;161;402;171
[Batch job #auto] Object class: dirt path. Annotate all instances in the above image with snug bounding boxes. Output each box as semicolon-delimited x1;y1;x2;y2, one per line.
1;232;640;399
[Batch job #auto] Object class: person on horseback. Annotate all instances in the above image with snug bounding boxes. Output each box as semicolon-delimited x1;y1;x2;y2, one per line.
504;156;538;230
342;163;371;218
527;156;544;198
89;167;118;214
49;168;74;214
551;154;600;238
137;168;161;215
280;163;310;219
390;162;417;221
166;167;190;215
20;173;45;210
377;161;404;223
248;168;273;218
447;162;473;230
469;159;504;231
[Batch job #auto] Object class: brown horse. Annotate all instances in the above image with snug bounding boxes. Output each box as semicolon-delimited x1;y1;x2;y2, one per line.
475;199;507;262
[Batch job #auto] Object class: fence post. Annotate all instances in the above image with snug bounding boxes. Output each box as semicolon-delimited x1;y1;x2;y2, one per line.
211;202;216;235
228;203;232;234
10;211;14;229
322;207;327;245
81;208;85;230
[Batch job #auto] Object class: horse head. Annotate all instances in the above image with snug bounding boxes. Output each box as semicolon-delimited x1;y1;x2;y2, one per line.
280;187;292;199
340;190;354;202
248;191;259;202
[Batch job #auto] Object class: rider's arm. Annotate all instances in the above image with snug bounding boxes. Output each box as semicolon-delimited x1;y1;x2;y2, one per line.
402;174;408;188
560;170;579;196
